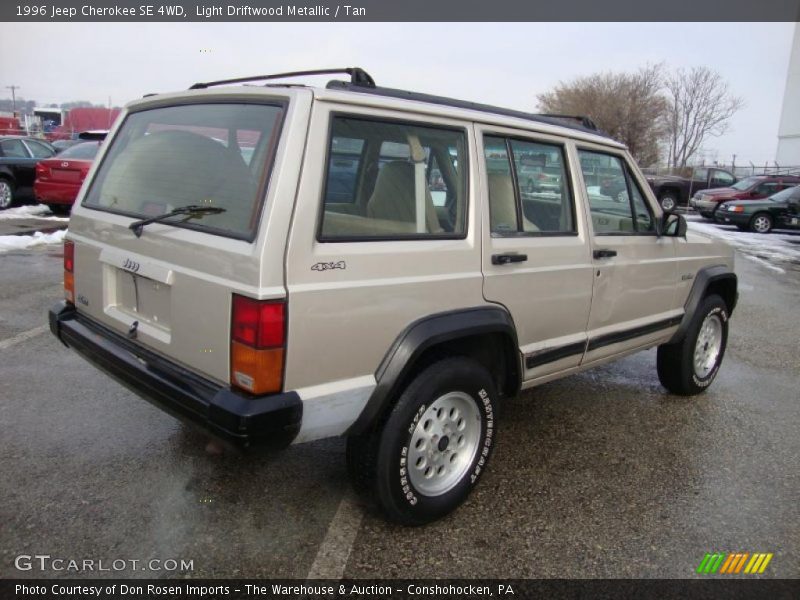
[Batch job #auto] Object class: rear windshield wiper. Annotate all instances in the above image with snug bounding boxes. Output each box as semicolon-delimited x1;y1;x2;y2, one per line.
129;205;226;237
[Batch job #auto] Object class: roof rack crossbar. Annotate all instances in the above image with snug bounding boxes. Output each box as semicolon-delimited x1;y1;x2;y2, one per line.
536;114;598;131
189;67;375;90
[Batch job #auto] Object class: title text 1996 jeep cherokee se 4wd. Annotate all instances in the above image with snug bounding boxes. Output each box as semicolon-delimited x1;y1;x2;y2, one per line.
49;68;737;525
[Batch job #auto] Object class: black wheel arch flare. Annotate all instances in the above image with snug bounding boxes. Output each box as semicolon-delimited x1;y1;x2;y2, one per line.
346;306;521;435
669;264;737;344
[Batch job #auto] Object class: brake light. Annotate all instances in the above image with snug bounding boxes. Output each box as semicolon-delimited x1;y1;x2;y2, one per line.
230;294;285;395
36;163;48;178
64;240;75;303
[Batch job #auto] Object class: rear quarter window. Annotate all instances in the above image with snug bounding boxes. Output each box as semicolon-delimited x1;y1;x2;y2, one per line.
82;102;284;240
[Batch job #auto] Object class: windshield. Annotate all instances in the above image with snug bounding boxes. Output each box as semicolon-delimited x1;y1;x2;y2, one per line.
59;141;100;160
82;102;284;240
768;185;800;202
731;177;760;191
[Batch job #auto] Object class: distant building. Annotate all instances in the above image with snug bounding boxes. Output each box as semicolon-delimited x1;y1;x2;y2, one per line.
777;23;800;166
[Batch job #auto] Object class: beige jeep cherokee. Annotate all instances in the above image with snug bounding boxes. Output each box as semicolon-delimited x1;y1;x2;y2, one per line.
49;68;736;525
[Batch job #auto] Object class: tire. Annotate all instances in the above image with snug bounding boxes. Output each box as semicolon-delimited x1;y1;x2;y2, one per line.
347;357;498;525
749;212;773;234
47;204;71;216
657;294;729;396
0;178;14;209
615;190;628;203
659;193;677;212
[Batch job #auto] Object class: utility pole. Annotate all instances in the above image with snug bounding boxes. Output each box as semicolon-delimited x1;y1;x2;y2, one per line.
6;85;20;112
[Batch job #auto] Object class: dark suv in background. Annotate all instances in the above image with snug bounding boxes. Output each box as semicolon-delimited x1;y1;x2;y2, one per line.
646;167;737;211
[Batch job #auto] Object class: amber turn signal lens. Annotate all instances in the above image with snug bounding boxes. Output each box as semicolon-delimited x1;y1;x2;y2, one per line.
64;272;75;303
230;341;284;395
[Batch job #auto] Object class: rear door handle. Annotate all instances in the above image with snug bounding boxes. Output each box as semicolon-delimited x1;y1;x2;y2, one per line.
492;253;528;265
593;249;617;259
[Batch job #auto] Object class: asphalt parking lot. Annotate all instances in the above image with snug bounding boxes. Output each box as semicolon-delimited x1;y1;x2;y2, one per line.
0;240;798;580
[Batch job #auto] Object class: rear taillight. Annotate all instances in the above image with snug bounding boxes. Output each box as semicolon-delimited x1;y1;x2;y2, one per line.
36;163;48;178
64;240;75;303
230;294;285;395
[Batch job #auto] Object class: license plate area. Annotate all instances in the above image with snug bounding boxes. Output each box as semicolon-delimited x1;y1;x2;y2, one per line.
114;270;172;331
52;168;81;182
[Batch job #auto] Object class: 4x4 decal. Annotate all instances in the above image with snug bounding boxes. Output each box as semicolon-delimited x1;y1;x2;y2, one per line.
311;261;346;272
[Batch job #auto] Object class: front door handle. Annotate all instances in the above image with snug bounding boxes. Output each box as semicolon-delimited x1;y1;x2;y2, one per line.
593;249;618;259
492;253;528;265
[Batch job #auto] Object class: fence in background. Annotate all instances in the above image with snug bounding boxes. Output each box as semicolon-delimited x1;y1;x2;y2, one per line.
642;163;800;178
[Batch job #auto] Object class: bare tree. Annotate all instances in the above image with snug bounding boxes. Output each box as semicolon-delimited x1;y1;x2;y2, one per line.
537;65;668;166
664;67;743;168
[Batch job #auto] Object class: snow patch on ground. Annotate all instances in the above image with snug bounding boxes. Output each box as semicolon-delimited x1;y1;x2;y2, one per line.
0;229;67;253
742;254;787;275
0;205;69;222
686;214;800;269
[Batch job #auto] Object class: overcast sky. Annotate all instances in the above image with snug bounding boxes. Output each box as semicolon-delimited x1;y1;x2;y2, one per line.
0;22;795;165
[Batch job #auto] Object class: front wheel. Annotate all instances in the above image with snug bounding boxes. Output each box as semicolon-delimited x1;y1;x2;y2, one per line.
347;357;498;525
749;212;773;234
0;179;14;209
657;294;729;396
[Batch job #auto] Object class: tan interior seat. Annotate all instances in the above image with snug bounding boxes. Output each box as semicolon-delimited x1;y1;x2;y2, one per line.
366;161;443;233
487;172;538;232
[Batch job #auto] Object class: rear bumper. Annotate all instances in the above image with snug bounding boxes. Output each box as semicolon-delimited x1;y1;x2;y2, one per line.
34;180;80;205
49;301;301;449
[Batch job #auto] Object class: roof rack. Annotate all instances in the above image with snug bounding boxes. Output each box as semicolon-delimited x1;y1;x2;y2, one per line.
187;67;607;139
189;67;375;90
537;114;599;131
325;80;608;138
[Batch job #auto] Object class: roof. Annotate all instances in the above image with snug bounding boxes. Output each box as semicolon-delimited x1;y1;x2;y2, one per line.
181;67;618;145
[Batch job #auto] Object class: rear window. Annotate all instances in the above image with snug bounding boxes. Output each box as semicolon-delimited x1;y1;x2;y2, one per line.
82;103;284;240
58;141;100;160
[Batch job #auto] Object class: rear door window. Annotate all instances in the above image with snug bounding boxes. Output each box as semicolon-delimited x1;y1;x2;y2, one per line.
82;103;284;240
24;139;55;158
484;135;575;235
319;116;468;240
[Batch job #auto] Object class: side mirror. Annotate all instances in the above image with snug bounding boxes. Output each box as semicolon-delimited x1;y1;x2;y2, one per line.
660;212;687;237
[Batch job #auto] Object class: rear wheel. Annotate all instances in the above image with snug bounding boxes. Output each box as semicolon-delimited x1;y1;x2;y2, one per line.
749;212;773;234
346;357;497;525
657;294;728;396
0;178;14;209
659;192;677;212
